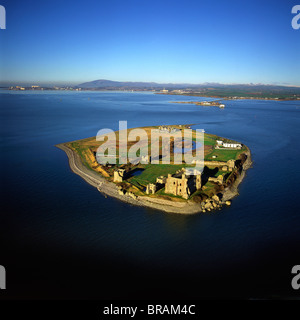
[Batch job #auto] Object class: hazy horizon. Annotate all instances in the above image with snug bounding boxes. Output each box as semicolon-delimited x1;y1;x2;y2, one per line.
1;79;300;89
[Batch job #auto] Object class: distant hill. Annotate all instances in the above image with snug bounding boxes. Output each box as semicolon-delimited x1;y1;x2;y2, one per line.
76;79;299;90
75;79;300;99
76;79;198;89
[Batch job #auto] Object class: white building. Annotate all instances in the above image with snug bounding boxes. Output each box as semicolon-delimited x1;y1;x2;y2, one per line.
223;143;242;148
216;140;242;149
216;140;223;146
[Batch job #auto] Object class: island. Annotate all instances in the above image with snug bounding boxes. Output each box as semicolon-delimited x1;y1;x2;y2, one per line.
56;125;252;214
171;100;226;108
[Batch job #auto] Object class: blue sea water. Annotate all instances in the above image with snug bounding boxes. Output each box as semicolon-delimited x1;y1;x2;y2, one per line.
0;90;299;299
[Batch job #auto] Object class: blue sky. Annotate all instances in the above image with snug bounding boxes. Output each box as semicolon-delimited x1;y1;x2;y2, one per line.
0;0;299;86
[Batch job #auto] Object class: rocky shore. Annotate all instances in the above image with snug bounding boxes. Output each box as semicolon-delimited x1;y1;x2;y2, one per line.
200;147;252;212
56;143;252;214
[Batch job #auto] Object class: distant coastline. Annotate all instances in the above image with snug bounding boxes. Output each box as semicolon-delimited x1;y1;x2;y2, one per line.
156;92;299;101
4;80;300;101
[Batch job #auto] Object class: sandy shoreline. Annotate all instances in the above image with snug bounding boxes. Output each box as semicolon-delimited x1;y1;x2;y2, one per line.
56;143;252;214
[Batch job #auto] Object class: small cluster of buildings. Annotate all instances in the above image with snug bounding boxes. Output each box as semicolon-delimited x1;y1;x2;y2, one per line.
158;126;180;134
9;85;42;90
9;86;26;90
171;89;186;94
199;101;225;108
216;140;242;149
159;89;191;94
201;101;214;106
8;85;80;91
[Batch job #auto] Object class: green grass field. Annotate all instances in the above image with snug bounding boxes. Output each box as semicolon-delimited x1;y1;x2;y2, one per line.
204;134;218;146
205;148;244;161
70;126;246;200
128;163;187;186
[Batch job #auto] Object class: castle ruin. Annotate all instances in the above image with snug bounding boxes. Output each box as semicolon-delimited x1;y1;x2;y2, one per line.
146;183;157;194
208;175;224;185
113;169;125;183
165;169;201;199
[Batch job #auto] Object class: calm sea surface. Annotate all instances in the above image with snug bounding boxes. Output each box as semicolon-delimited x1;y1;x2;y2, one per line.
0;90;299;299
